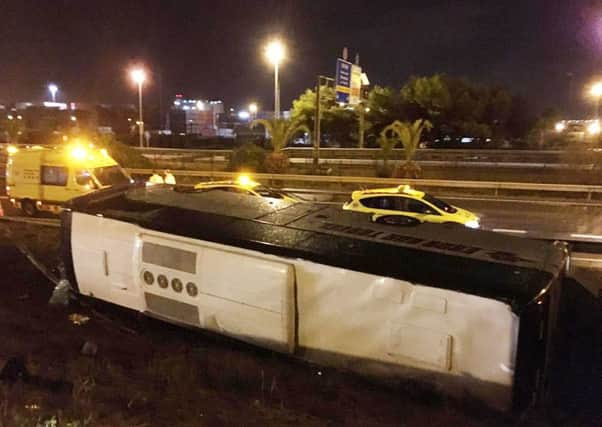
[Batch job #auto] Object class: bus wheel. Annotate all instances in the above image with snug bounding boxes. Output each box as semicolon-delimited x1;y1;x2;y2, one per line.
21;199;37;217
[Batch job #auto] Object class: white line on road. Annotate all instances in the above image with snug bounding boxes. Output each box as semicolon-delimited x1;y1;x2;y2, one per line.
446;195;602;208
570;233;602;240
491;228;528;234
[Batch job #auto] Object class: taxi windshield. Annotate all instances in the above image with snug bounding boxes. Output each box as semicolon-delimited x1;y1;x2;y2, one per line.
92;165;130;187
422;193;457;213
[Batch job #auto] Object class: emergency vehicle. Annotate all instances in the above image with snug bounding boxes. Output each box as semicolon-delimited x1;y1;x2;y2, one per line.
5;143;131;215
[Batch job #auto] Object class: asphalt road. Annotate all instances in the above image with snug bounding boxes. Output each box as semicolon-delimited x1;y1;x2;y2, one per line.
3;189;602;239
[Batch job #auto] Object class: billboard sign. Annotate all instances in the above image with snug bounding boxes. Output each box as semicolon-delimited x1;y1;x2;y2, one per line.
349;64;362;105
335;58;352;104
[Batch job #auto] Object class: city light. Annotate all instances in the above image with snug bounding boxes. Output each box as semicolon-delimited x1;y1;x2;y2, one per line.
555;122;565;132
264;39;285;66
48;84;58;102
249;103;258;114
238;110;250;120
591;82;602;97
587;121;600;135
129;68;146;86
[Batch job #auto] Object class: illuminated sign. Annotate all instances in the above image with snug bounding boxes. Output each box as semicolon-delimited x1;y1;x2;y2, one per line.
335;58;352;104
349;64;362;105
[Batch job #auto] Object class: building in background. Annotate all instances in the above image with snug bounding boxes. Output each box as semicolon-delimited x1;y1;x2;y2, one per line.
168;95;224;136
0;101;138;144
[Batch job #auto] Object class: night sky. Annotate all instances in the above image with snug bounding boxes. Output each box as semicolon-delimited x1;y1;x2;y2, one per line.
0;0;600;116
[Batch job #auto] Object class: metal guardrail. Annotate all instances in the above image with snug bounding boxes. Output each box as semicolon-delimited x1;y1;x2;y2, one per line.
136;146;569;163
124;168;602;201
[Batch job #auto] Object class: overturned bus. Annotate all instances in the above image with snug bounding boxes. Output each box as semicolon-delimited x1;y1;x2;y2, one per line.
60;184;567;412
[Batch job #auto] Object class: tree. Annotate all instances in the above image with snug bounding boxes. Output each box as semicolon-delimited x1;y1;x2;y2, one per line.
381;119;432;178
365;86;408;144
401;74;451;119
291;86;358;147
251;118;309;173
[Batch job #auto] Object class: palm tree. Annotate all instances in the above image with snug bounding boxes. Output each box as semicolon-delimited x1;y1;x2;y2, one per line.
377;126;400;177
380;119;432;178
252;118;309;173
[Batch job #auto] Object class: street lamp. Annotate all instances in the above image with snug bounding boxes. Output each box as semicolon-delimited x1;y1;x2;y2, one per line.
264;39;285;119
48;84;58;102
129;68;147;147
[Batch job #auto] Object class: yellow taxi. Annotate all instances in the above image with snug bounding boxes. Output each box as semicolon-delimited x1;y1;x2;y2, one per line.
342;185;480;228
192;175;299;202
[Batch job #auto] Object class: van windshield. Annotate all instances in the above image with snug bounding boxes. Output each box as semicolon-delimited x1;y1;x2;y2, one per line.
92;166;130;187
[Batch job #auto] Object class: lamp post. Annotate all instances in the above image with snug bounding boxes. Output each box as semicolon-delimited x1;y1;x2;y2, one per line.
129;68;147;148
313;75;334;171
264;39;285;119
48;84;58;102
590;82;602;145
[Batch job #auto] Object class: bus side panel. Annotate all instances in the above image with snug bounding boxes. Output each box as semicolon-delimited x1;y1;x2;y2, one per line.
71;213;143;310
294;261;519;411
138;232;297;354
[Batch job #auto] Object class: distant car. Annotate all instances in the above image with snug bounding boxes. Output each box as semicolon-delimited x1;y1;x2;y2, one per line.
191;175;299;202
342;185;480;228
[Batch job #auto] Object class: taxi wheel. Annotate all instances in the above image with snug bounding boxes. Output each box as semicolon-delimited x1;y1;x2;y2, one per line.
21;199;37;217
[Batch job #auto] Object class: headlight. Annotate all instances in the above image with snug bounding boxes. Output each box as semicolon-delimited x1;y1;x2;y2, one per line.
465;219;480;229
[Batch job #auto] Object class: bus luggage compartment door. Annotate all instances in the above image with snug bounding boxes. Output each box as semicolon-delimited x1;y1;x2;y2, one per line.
139;236;296;354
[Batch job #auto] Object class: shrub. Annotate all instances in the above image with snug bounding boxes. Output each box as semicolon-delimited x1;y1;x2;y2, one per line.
264;152;290;174
228;143;267;172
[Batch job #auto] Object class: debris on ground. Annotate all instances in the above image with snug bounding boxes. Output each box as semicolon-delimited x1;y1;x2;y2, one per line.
68;313;90;326
80;341;98;357
48;279;72;306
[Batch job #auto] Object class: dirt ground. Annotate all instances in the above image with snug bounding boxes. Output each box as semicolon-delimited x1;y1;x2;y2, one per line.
0;222;600;426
